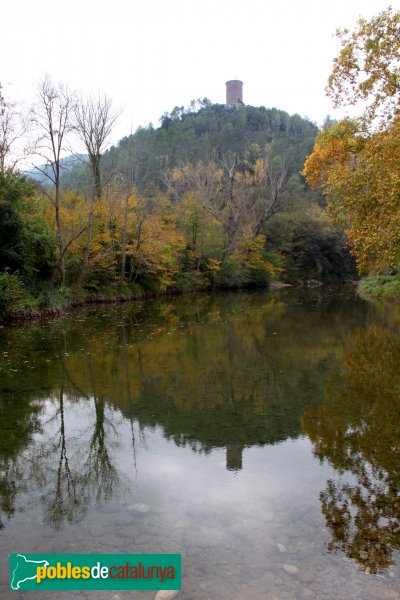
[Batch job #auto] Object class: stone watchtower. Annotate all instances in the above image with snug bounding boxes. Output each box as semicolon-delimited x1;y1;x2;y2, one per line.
226;80;243;108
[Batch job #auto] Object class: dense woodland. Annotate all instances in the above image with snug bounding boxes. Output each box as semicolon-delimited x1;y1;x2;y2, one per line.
1;6;399;316
0;94;355;315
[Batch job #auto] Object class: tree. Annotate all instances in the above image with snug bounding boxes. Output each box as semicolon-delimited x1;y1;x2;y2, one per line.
303;8;400;274
303;114;400;274
31;76;81;285
112;141;145;283
0;84;30;173
74;94;119;283
164;147;287;266
124;195;185;291
265;206;356;284
0;170;56;283
327;6;400;128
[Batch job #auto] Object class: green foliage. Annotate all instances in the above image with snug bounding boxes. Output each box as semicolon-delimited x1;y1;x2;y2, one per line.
0;171;32;273
0;171;56;285
0;271;25;313
63;104;318;197
1;101;362;314
57;103;357;297
214;256;247;289
265;208;356;284
20;208;57;284
359;273;400;299
36;286;74;310
0;199;23;272
173;270;208;292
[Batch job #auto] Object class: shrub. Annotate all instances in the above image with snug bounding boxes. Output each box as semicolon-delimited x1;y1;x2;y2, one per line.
0;271;25;313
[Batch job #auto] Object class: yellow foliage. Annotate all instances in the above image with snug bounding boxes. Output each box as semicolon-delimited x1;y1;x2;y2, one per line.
126;198;186;289
303;118;400;273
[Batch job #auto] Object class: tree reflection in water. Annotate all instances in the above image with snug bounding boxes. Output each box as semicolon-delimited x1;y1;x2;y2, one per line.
43;387;84;530
0;386;42;529
1;290;395;539
303;325;400;573
37;364;123;530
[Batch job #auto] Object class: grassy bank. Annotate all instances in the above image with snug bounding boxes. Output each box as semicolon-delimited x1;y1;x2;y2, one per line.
359;274;400;302
0;279;207;323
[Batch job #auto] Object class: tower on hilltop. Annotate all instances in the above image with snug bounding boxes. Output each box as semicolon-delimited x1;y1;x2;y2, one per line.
225;80;243;108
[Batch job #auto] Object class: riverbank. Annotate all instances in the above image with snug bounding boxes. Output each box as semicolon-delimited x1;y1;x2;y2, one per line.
0;284;202;324
358;274;400;303
0;278;369;325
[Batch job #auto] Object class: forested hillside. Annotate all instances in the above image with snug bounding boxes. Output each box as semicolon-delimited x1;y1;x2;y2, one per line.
0;92;355;317
61;102;355;288
63;102;318;196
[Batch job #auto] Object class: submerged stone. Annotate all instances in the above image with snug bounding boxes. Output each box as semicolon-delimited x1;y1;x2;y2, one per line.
129;503;150;514
283;563;299;575
154;591;179;600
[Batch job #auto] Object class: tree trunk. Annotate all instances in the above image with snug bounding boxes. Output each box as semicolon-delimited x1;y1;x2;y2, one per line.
121;193;129;282
79;187;95;285
54;176;66;286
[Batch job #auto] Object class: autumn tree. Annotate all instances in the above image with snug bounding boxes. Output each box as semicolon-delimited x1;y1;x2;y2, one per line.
125;195;185;291
112;141;145;283
303;118;400;273
164;159;218;271
74;94;119;283
303;8;400;274
327;6;400;128
164;147;287;281
165;150;287;254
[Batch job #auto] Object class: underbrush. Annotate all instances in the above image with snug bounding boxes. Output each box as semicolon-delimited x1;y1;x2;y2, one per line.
359;274;400;300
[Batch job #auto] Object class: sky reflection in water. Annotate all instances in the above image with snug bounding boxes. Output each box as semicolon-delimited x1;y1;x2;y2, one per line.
0;289;399;599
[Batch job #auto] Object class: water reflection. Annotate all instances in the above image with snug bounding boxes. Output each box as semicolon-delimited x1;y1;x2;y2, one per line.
303;325;400;573
0;289;399;597
40;392;121;530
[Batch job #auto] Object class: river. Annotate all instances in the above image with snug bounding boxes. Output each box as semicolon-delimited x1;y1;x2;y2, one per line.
0;288;399;599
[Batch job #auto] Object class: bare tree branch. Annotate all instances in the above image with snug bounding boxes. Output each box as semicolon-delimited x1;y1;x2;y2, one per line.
74;93;120;282
0;86;31;172
30;75;77;285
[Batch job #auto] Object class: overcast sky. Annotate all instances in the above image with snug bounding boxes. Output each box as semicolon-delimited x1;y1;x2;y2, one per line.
2;0;396;147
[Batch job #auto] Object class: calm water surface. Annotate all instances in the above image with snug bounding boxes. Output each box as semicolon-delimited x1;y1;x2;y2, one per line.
0;289;399;600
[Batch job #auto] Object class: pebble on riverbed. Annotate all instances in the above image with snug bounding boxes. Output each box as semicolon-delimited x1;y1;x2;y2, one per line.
283;563;299;575
154;591;179;600
129;503;150;514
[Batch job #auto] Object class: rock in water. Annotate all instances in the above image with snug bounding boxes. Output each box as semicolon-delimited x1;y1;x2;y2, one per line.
130;503;150;514
283;564;299;575
154;591;179;600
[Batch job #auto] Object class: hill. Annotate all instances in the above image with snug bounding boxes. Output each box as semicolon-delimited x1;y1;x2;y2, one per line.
0;102;356;317
62;102;318;196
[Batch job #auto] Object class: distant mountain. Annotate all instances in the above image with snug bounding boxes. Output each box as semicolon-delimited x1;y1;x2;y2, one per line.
27;154;87;185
